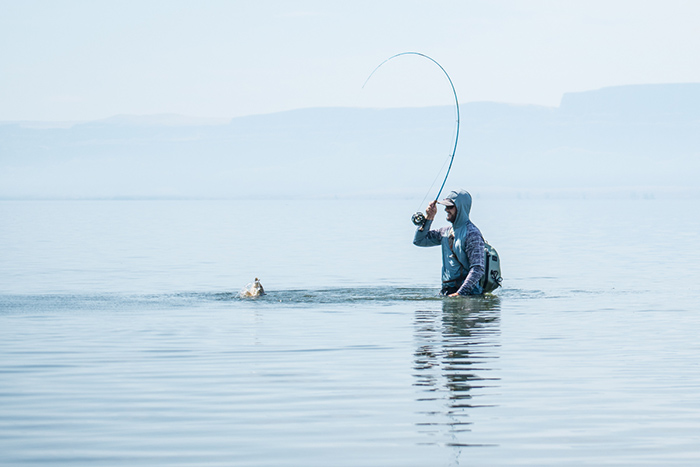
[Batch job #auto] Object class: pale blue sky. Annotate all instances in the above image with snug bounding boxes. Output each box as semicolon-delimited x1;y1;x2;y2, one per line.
2;0;699;121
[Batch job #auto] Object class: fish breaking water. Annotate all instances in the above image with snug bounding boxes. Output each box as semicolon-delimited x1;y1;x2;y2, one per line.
239;278;265;298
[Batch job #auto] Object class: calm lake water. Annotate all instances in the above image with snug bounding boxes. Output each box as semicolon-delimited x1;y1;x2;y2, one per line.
2;197;700;466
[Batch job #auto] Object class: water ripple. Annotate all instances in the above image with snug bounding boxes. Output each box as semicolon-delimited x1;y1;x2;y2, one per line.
0;287;506;313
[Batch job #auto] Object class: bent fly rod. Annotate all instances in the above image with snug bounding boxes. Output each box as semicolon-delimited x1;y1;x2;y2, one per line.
363;52;460;227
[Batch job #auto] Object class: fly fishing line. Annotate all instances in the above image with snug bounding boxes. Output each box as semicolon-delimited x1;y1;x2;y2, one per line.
362;52;460;227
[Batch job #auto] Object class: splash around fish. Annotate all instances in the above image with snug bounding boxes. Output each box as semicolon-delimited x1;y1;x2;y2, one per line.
239;278;266;298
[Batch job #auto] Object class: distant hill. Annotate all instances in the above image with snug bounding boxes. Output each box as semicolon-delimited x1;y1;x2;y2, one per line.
560;83;700;121
1;83;698;199
85;114;231;127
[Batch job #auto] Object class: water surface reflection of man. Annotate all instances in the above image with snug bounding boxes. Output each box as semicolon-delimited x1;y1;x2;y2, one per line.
413;296;501;447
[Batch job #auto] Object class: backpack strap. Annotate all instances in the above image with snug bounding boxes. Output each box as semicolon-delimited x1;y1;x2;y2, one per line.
480;241;491;289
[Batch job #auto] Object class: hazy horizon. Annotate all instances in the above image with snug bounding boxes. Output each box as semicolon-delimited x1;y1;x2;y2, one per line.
3;81;699;127
2;83;698;200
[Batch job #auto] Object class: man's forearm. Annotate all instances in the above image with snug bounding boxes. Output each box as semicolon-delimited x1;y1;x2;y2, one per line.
457;265;485;295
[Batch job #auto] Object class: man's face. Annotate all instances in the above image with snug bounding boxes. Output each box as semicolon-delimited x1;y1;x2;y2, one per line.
445;205;457;223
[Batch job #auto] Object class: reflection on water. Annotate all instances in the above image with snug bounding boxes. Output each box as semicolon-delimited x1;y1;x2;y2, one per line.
413;296;501;448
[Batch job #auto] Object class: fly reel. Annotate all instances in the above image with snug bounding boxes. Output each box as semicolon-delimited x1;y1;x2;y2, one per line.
411;211;426;226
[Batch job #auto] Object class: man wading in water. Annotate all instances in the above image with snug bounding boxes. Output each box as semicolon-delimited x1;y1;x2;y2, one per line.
413;189;485;296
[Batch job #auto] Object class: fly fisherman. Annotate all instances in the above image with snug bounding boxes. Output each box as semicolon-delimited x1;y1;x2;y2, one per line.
413;189;485;296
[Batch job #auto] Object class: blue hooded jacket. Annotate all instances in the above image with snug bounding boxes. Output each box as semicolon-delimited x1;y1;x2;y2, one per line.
413;189;485;294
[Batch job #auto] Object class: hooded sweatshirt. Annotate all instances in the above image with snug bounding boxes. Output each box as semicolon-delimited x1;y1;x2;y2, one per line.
413;189;485;294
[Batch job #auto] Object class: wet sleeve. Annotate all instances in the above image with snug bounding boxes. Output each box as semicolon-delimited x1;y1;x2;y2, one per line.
457;230;485;294
413;220;442;247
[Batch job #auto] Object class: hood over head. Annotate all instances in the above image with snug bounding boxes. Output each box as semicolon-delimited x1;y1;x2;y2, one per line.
438;189;472;226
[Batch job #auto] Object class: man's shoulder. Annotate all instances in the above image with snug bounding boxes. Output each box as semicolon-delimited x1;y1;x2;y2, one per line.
456;221;481;235
461;222;484;245
466;221;482;236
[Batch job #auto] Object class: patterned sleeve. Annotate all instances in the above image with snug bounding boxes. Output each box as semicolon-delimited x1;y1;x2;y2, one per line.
457;226;485;294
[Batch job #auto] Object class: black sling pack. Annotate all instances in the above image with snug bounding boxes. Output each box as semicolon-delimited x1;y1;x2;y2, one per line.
481;241;503;293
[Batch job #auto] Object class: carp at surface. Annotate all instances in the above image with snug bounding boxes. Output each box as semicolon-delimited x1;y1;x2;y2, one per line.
239;278;265;298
